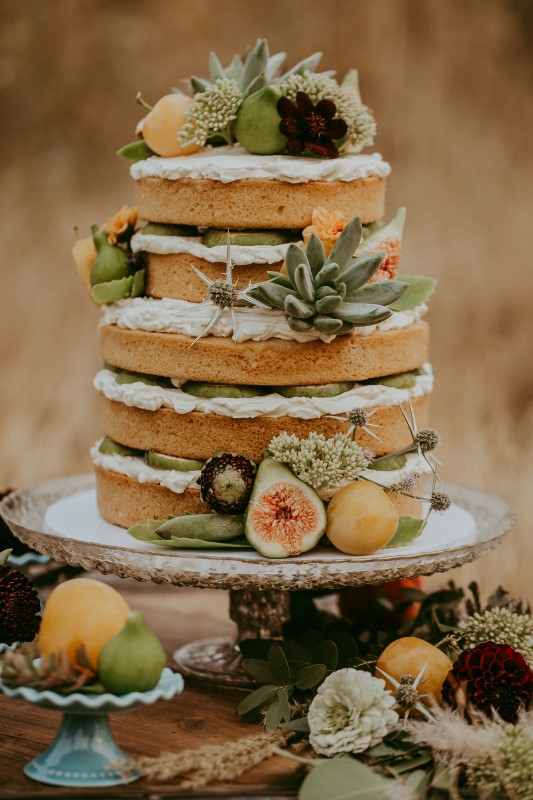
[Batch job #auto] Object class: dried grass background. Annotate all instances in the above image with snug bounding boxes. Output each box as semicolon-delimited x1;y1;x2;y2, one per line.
0;0;532;595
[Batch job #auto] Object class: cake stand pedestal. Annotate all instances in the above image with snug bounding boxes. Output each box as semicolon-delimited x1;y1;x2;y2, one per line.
0;474;515;687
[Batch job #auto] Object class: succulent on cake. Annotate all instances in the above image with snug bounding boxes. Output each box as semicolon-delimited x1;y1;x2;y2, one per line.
199;453;257;515
72;206;145;304
0;550;41;646
250;216;408;335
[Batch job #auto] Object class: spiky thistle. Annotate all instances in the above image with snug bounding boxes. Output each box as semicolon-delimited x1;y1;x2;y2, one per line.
187;234;271;347
250;217;408;337
327;406;383;444
376;661;435;725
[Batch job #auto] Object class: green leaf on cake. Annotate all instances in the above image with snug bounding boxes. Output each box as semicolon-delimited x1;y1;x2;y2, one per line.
116;139;155;162
127;519;253;549
385;516;425;548
128;517;176;541
368;454;407;471
389;275;437;312
91;269;146;304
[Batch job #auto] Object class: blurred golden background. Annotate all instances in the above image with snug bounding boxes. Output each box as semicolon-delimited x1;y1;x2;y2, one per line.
1;1;532;594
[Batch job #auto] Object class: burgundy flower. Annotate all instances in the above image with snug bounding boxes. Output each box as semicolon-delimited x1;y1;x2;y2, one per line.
277;92;348;159
442;641;533;723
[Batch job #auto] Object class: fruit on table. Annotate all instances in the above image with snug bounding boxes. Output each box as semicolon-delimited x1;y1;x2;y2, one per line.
141;94;200;157
326;481;399;555
375;636;452;706
72;236;97;297
245;458;327;558
338;577;425;627
98;610;166;694
39;578;130;671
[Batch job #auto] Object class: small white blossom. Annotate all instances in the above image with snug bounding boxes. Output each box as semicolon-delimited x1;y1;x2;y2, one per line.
308;668;398;756
178;78;243;147
460;607;533;666
268;431;370;490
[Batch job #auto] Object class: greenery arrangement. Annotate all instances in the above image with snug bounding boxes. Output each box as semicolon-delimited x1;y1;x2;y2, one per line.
119;39;378;161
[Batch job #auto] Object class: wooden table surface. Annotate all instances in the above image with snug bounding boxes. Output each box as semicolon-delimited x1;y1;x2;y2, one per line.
0;578;304;800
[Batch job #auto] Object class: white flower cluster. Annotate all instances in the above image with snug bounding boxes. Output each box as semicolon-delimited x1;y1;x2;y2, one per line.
178;78;243;147
279;71;376;153
268;431;370;490
308;668;398;756
460;607;533;666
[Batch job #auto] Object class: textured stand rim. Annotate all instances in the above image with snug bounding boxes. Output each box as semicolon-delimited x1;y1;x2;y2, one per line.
0;473;515;591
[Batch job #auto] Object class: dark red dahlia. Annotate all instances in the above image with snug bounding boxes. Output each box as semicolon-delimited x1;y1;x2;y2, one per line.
0;565;41;645
277;92;348;159
442;641;533;723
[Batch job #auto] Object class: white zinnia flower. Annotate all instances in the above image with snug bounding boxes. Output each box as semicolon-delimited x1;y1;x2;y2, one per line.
308;668;398;756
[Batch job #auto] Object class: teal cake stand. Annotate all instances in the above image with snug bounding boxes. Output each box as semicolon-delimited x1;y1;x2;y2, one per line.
0;667;183;787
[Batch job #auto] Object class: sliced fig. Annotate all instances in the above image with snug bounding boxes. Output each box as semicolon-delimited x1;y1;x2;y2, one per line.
245;459;327;558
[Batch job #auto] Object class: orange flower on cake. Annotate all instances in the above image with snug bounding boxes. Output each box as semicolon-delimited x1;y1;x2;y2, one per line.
102;205;138;245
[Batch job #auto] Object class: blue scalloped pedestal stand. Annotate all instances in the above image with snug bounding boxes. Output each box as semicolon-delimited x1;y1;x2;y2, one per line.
1;667;184;788
24;709;139;787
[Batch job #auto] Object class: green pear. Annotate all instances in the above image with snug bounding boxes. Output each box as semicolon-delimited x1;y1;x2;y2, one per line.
90;226;130;287
98;610;166;694
233;86;287;155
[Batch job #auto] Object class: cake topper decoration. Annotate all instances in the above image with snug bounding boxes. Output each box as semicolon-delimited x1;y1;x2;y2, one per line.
119;39;377;161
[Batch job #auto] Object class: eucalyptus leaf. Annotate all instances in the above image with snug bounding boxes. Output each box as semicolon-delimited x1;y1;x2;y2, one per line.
279;716;310;733
325;217;362;271
300;756;397;800
294;663;327;689
368;454;407;471
384;517;425;548
279;641;313;669
277;687;291;722
393;754;433;773
269;644;291;685
390;275;437;312
241;658;276;684
329;631;359;665
265;697;283;731
237;684;278;716
116;139;155;162
313;640;338;670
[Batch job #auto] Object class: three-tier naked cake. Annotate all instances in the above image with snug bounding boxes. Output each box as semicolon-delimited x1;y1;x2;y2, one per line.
74;41;441;557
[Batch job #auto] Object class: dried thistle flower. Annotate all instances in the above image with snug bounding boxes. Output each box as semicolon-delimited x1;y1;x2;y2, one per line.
389;472;421;493
208;279;239;308
178;77;243;147
459;607;533;666
376;662;434;725
430;491;452;513
328;407;383;444
415;428;441;453
268;431;370;490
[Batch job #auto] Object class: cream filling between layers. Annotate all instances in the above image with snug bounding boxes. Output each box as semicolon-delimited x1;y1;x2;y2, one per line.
131;233;299;265
94;365;433;420
130;146;391;184
91;446;430;497
99;298;427;344
91;444;201;493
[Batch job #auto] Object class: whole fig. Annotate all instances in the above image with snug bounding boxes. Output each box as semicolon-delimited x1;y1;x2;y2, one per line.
90;226;130;286
98;610;166;694
234;86;287;155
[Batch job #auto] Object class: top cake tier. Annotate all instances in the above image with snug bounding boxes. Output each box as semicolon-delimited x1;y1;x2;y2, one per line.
132;147;390;228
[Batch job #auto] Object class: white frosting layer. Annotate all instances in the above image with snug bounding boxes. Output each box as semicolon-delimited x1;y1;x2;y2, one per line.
91;444;200;494
94;365;433;420
130;146;391;184
92;445;429;496
100;297;427;344
131;233;298;265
